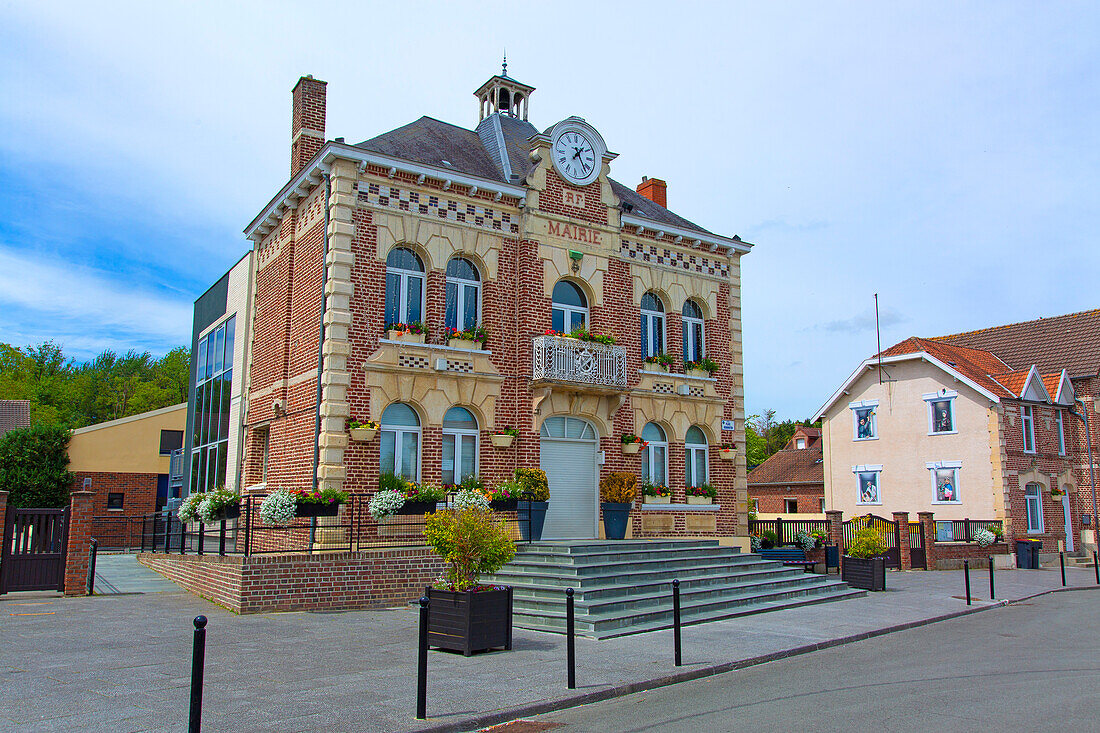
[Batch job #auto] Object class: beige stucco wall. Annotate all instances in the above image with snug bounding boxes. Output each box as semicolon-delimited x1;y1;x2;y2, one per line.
821;359;999;520
69;403;187;474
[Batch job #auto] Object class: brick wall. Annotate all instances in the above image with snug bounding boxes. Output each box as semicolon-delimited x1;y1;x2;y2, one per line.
70;471;159;548
933;541;1009;570
750;485;825;514
138;549;446;613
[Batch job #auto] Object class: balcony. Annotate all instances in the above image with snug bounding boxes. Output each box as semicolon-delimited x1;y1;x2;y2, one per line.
531;334;628;389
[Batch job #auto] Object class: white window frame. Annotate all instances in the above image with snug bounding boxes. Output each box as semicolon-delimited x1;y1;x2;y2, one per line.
385;248;425;326
551;282;588;333
682;300;705;363
641;423;669;487
1021;405;1036;453
784;498;798;514
685;427;708;488
442;408;479;486
849;400;879;441
927;460;963;504
381;404;421;482
923;390;958;435
853;464;883;505
1025;482;1044;533
795;438;806;449
640;293;666;359
1056;409;1066;455
445;258;481;332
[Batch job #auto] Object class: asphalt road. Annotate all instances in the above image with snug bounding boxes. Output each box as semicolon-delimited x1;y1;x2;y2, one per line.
514;590;1100;732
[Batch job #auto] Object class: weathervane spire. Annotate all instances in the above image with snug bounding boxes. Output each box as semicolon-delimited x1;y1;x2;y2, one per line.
502;51;507;77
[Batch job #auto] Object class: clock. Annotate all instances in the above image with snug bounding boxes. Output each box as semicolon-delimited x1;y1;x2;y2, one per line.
549;119;605;186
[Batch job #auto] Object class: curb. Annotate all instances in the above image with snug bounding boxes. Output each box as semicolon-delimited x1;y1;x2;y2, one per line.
416;584;1098;733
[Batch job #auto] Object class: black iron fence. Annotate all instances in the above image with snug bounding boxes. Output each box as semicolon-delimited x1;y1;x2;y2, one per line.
934;519;1003;543
748;518;830;546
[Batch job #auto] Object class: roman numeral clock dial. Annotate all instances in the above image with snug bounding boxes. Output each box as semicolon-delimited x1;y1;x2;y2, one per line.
550;123;602;187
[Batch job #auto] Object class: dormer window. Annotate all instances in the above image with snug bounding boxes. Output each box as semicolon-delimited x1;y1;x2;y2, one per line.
796;438;806;449
1022;405;1036;453
924;390;957;435
850;400;878;441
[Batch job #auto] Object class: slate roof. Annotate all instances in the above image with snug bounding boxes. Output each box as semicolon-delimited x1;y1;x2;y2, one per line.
880;337;1016;399
0;400;30;438
356;114;713;235
747;447;824;486
934;309;1100;378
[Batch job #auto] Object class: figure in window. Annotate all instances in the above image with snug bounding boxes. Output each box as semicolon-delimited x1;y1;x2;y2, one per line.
859;473;878;503
933;401;952;432
856;408;874;439
937;472;955;502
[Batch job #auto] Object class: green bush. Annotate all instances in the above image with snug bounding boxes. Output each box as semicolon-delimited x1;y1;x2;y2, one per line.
424;507;516;591
600;472;637;504
0;424;74;507
513;467;549;501
847;527;888;558
760;529;778;549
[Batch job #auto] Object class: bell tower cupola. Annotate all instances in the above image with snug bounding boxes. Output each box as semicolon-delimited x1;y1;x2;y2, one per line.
475;55;535;123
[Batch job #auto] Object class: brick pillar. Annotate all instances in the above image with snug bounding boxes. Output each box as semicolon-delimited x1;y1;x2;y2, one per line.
826;510;844;552
918;511;936;571
893;511;911;570
63;490;94;596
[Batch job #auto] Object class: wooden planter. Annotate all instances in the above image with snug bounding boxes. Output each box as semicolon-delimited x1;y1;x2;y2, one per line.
426;586;513;656
644;495;671;504
295;502;341;518
842;556;886;591
490;434;516;448
718;450;735;461
686;496;713;505
621;442;643;454
387;330;425;343
448;338;482;350
348;427;377;442
397;500;439;515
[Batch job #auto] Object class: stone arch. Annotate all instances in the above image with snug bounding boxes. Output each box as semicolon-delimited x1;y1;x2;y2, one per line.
532;392;613;437
385;241;433;273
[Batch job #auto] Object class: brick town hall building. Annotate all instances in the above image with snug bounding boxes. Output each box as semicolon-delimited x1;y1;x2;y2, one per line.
208;67;754;545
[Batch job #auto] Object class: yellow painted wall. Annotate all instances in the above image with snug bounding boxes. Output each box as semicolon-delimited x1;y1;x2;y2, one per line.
821;359;999;520
68;404;187;474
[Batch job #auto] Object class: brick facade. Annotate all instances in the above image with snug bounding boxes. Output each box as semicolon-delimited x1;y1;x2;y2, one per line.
70;471;159;548
751;485;825;514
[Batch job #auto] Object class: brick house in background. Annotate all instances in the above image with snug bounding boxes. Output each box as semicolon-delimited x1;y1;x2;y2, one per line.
747;426;824;516
229;67;754;542
815;312;1100;557
0;400;30;438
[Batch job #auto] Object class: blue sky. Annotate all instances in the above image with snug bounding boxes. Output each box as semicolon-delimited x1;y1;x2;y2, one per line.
2;2;1098;419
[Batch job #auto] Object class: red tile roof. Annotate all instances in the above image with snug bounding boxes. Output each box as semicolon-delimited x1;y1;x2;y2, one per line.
0;400;30;438
879;337;1015;399
1042;372;1064;400
747;447;824;486
989;370;1029;397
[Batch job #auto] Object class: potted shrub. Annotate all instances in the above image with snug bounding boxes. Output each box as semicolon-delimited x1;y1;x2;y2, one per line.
423;501;516;656
717;443;736;460
686;483;717;505
684;357;719;378
347;418;379;442
445;325;488;350
621;433;647;454
385;321;426;343
842;523;888;591
259;487;349;524
760;529;778;549
487;480;521;511
491;427;519;448
810;530;828;549
643;353;674;372
197;487;241;522
600;472;637;540
973;528;997;548
642;480;671;504
513;467;549;541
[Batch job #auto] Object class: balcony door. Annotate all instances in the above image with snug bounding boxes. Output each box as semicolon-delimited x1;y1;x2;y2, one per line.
539;416;599;540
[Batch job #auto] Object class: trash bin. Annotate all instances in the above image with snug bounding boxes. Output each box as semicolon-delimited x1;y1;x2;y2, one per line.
1015;539;1041;569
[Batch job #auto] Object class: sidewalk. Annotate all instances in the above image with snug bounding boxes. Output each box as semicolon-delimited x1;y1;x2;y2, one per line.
1;566;1096;733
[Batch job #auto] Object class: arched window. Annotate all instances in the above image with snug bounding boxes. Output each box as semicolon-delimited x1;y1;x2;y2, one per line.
641;422;668;487
640;292;665;358
442;406;478;485
552;281;588;334
685;426;708;488
445;258;481;332
385;248;424;326
540;416;597;440
682;300;705;363
380;402;420;481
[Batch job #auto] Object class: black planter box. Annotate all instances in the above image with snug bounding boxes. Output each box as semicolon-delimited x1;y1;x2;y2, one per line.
489;499;518;512
396;501;438;515
842;556;886;591
213;504;240;522
295;502;341;518
426;586;513;656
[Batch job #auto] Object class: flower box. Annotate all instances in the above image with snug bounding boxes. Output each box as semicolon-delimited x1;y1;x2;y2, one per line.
601;502;632;539
687;496;713;505
426;586;513;656
621;442;643;454
213;504;241;522
490;434;516;448
489;499;517;512
295;502;341;518
397;500;438;515
718;449;735;461
448;338;482;351
686;368;712;378
842;556;886;591
644;495;671;504
387;330;425;343
517;501;548;541
348;427;377;442
644;363;671;373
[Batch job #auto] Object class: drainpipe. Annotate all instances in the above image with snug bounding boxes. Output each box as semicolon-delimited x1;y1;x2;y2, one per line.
312;171;331;492
1070;398;1097;548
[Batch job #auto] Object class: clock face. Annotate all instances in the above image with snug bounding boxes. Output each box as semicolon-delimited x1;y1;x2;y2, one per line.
552;130;598;185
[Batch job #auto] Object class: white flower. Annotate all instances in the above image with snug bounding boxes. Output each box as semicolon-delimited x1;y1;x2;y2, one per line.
369;489;407;520
750;535;762;552
453;489;490;512
178;493;203;522
793;530;816;552
259;489;298;525
974;528;996;548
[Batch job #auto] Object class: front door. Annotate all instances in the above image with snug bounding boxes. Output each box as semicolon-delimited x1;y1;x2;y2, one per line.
1063;495;1075;553
539;417;599;540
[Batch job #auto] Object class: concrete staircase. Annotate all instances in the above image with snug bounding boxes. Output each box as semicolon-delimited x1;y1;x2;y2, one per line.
487;539;863;639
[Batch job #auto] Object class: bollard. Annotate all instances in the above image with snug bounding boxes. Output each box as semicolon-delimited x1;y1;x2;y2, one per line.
566;587;576;689
964;560;971;605
86;539;99;596
988;556;995;600
672;579;682;667
1061;551;1066;587
416;596;429;720
189;616;207;733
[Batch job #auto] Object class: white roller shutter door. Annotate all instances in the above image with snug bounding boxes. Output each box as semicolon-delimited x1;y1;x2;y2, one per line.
539;439;598;540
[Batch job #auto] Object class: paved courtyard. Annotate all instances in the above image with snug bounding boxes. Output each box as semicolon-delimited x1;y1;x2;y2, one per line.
1;564;1097;732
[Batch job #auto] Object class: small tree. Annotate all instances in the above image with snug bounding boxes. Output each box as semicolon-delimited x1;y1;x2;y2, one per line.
0;424;74;507
424;507;516;591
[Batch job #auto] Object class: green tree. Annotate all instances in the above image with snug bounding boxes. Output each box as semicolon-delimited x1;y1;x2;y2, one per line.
0;424;74;507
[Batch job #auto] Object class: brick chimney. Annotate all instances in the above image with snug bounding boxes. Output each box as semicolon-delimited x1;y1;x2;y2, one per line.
635;176;667;208
291;75;327;177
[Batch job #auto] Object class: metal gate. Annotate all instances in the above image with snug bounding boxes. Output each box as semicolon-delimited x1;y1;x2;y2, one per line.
0;507;69;594
908;522;927;570
843;514;900;568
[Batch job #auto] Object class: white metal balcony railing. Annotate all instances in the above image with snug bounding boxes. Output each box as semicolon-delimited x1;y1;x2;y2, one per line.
531;334;628;388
